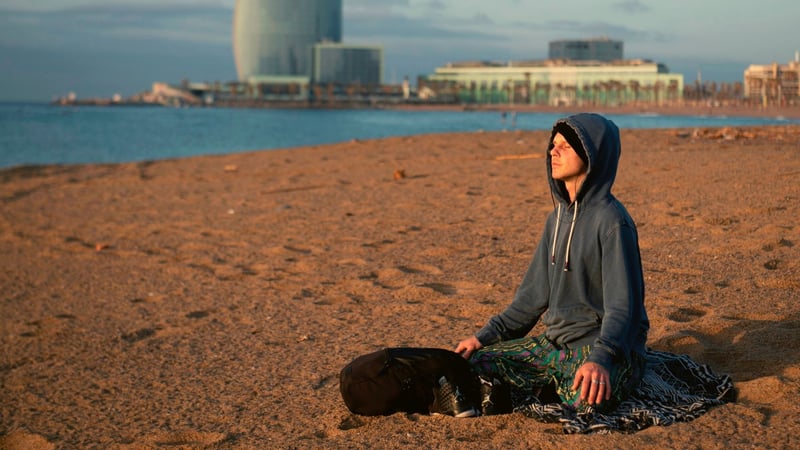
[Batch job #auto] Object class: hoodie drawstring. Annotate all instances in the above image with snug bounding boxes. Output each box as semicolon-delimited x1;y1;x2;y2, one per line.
551;201;579;271
551;204;561;265
564;201;579;271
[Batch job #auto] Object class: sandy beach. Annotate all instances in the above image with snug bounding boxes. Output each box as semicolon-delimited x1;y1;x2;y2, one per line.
1;121;799;449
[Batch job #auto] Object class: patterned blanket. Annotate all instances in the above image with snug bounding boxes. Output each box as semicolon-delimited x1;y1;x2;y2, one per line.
514;349;736;434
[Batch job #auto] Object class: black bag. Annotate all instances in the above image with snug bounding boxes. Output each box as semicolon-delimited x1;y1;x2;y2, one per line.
339;347;478;416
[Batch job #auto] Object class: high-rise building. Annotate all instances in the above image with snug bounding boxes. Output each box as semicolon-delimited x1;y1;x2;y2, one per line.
312;43;384;85
232;0;342;82
549;38;623;61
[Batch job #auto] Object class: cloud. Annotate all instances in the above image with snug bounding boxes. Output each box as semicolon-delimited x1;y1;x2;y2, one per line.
61;1;232;15
423;1;447;10
345;0;411;17
344;11;505;41
0;39;235;101
511;19;671;44
3;0;234;13
0;2;236;100
468;12;494;25
611;1;652;14
0;2;233;48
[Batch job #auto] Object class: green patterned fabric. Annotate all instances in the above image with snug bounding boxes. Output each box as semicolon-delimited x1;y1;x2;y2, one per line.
514;350;735;434
469;334;643;413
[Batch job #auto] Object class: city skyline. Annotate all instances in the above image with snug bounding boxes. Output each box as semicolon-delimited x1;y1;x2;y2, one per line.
0;0;798;102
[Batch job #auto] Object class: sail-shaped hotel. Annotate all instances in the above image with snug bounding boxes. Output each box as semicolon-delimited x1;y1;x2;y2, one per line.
232;0;343;82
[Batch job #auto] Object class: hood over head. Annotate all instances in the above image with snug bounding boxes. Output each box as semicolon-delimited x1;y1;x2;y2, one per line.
547;113;621;205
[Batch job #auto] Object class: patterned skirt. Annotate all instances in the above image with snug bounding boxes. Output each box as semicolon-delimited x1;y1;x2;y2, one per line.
469;335;735;433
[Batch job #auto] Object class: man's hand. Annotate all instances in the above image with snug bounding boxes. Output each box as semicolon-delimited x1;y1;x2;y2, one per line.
571;362;611;406
454;336;483;359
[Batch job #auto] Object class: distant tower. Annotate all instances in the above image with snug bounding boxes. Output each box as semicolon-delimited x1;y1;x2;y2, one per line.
548;37;623;61
232;0;342;81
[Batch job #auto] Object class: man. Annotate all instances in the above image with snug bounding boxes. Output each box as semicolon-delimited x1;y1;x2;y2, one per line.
455;113;649;413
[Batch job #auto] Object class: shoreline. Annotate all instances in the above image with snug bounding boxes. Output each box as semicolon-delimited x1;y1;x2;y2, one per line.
4;104;797;172
40;97;800;120
383;102;800;120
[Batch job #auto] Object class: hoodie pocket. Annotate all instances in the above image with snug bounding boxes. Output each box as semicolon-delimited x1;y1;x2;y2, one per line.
542;304;602;330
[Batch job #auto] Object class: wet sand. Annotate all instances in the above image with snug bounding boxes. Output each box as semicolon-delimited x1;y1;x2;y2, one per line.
1;123;799;449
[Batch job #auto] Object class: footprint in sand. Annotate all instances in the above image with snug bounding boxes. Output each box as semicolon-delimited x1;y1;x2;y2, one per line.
121;327;158;343
338;414;366;431
185;310;211;319
419;282;458;296
139;431;232;447
20;314;75;338
284;244;313;255
360;239;396;249
396;264;443;275
761;238;794;252
667;307;707;323
0;430;55;450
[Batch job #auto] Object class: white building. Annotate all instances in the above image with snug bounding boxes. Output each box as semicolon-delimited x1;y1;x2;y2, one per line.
744;53;800;105
425;58;683;106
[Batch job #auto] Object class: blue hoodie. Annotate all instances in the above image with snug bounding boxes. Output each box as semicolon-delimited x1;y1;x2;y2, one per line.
475;113;649;370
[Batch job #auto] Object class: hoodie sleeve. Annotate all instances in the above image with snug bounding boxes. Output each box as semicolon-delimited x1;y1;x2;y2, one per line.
586;222;644;369
475;227;552;345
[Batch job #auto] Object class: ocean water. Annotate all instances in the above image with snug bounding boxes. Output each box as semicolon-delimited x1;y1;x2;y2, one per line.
0;102;795;168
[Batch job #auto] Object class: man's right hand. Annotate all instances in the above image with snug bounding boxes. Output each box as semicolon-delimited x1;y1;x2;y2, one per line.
455;336;483;359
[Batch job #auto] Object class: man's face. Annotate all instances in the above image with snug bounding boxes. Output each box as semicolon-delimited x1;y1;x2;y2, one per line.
550;132;587;183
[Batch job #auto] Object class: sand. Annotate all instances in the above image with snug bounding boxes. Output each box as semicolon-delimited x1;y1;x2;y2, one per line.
1;122;799;449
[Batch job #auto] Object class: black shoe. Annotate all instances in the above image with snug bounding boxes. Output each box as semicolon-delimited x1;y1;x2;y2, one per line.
479;376;512;416
431;375;479;418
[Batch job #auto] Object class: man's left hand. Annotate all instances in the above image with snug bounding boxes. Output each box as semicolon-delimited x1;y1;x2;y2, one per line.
572;362;611;406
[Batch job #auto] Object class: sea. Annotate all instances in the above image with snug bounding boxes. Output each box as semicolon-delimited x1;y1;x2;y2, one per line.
0;102;796;169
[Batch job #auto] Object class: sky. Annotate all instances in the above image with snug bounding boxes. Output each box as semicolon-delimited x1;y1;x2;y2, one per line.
0;0;798;102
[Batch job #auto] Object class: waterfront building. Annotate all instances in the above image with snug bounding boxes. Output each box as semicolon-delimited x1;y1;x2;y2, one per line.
424;58;683;106
232;0;342;83
744;53;800;106
549;38;624;61
312;43;384;85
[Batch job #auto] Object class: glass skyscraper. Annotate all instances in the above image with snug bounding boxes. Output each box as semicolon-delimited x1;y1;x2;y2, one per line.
548;38;624;62
312;43;383;85
232;0;342;82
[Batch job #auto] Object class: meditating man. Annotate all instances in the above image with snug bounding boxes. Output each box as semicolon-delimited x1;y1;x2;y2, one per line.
455;113;649;415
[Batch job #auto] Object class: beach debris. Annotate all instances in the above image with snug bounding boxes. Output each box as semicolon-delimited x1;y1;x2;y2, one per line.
297;334;314;343
393;169;406;180
224;164;238;172
94;243;110;252
691;127;756;140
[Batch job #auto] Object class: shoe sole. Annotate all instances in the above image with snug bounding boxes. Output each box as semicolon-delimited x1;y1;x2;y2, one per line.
454;408;479;418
